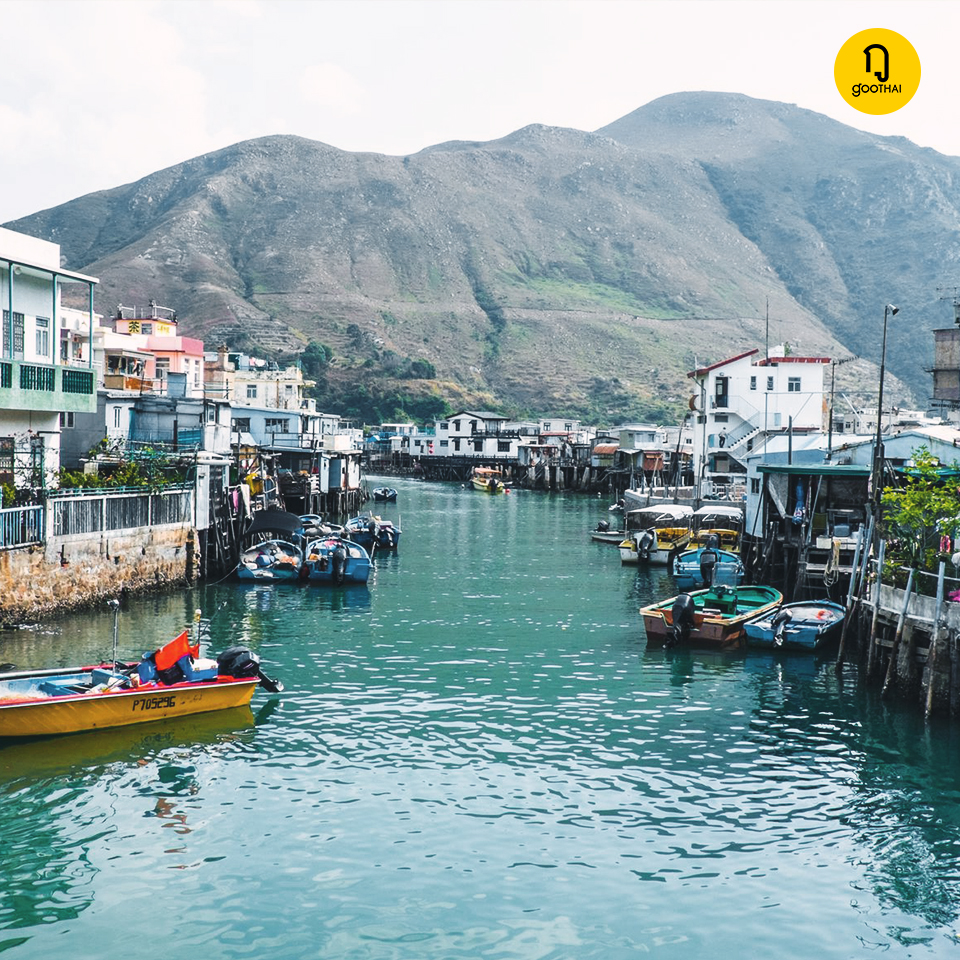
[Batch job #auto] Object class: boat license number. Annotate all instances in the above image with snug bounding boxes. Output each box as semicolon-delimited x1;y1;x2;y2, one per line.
132;695;176;712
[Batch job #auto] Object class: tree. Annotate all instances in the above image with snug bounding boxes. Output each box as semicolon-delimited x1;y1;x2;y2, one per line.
882;447;960;575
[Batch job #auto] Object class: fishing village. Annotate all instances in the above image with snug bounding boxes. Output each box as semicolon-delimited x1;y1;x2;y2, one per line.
2;224;960;731
6;8;960;952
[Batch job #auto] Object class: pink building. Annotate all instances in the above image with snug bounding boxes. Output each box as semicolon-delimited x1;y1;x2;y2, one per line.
114;302;205;397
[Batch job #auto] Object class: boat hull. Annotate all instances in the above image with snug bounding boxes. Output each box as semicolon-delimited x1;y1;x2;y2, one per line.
743;601;846;651
618;533;689;565
640;585;783;649
237;539;303;581
303;537;372;584
0;675;259;738
672;546;744;590
590;530;625;545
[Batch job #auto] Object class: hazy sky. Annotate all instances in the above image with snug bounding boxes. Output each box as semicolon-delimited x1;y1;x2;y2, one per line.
0;0;953;224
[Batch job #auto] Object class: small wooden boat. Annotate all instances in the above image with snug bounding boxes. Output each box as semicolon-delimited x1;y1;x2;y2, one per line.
0;609;282;739
640;584;783;649
618;505;693;564
471;466;507;493
744;600;846;651
237;538;303;581
672;543;744;590
372;487;398;502
344;513;401;551
302;536;372;584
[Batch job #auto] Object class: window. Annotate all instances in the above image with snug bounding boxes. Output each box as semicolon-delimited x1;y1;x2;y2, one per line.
750;376;757;391
751;477;761;494
246;384;258;399
0;437;12;484
714;413;728;423
788;377;801;392
233;417;251;433
766;376;774;391
113;406;122;428
2;311;24;356
140;323;153;335
60;411;75;429
439;439;449;448
35;317;49;358
265;418;288;432
498;440;511;452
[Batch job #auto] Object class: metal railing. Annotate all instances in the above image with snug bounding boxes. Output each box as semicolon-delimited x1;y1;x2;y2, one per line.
0;505;43;549
51;487;193;537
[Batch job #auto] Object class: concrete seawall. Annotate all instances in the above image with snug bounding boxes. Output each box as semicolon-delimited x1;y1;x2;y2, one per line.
0;526;194;626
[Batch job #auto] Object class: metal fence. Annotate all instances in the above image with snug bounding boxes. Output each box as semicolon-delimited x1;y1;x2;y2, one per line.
51;487;193;538
0;505;44;549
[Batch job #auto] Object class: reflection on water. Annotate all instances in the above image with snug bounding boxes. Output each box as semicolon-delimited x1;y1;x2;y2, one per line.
2;479;960;958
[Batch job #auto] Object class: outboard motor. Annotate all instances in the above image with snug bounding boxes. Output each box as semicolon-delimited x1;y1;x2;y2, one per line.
638;529;656;561
217;645;283;692
699;546;718;587
332;544;348;584
771;608;793;648
667;594;696;648
217;645;262;679
596;519;610;533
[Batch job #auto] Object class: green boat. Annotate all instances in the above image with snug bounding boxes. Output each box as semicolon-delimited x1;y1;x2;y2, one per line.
640;584;783;649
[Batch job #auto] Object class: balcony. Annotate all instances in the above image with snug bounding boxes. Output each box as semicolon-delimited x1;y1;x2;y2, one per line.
0;359;96;414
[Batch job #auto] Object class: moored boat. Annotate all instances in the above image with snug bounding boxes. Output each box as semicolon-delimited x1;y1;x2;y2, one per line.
471;466;507;493
640;583;783;649
688;504;744;553
743;599;846;651
589;518;625;544
0;611;282;739
237;508;307;581
344;513;401;551
618;504;693;564
302;536;372;584
373;487;398;502
672;541;744;589
237;538;303;581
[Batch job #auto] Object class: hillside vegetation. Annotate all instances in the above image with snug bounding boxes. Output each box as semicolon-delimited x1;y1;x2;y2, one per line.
11;92;958;423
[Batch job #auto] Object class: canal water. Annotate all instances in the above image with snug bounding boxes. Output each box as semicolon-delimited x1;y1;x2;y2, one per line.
2;478;960;958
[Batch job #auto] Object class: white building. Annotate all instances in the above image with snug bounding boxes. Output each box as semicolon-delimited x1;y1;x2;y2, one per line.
688;346;829;498
0;227;99;490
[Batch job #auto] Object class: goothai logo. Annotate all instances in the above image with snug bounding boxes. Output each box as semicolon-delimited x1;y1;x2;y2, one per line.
835;28;920;115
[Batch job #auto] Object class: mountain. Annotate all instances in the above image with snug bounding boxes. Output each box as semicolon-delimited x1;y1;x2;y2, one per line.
9;91;959;423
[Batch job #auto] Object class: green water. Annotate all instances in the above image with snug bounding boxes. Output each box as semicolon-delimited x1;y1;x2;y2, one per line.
1;478;959;958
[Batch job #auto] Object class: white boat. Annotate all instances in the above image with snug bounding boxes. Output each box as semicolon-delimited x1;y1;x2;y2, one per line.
618;504;693;564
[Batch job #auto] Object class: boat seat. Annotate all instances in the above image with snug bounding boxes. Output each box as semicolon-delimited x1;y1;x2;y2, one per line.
39;679;86;696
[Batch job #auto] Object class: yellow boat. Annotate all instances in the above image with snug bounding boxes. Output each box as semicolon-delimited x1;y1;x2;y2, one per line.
471;466;507;493
0;613;281;739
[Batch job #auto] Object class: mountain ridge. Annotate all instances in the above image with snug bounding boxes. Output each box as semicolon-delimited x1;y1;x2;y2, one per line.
8;91;953;422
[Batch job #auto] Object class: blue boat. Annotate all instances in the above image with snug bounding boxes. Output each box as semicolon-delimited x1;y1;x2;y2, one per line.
344;513;401;551
743;600;846;651
302;536;372;585
672;544;744;590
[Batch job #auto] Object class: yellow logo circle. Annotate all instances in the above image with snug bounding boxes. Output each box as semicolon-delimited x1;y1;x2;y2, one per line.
835;28;920;115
